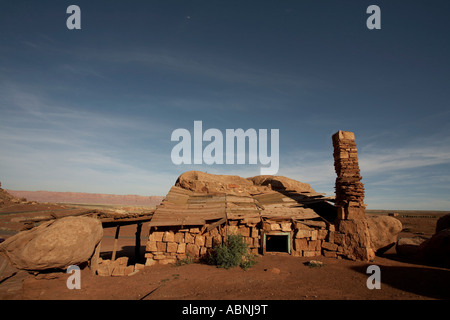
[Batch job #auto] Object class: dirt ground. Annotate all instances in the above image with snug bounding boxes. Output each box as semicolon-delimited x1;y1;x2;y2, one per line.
0;204;449;301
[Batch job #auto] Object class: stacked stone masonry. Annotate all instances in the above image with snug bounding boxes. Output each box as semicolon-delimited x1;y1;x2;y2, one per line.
96;256;145;277
332;130;366;220
145;219;354;266
145;220;261;266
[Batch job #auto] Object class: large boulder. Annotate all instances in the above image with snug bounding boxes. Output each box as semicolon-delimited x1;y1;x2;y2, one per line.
0;216;103;271
175;171;322;196
419;228;450;268
247;175;318;195
175;171;256;195
366;215;402;254
396;237;426;258
436;213;450;233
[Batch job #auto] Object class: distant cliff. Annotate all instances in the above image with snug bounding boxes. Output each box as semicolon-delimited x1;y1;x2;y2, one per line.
6;190;164;206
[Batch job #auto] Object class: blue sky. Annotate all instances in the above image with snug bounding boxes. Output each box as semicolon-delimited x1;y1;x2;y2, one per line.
0;1;449;210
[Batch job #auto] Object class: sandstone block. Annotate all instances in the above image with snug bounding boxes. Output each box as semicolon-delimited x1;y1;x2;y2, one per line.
150;231;164;242
296;229;312;238
295;222;312;230
318;229;328;240
166;242;178;253
323;251;337;258
111;266;126;276
194;235;205;247
146;241;158;252
295;238;308;251
145;258;157;267
262;222;272;231
186;243;200;257
185;233;194;244
124;265;135;276
322;242;338;251
270;223;281;231
303;251;320;257
205;236;213;248
327;231;335;243
238;226;250;237
159;258;176;265
177;243;186;253
97;263;112;276
190;228;201;234
135;263;145;271
209;228;220;237
333;232;345;245
114;256;128;266
156;241;167;252
163;231;175;242
174;232;185;243
307;240;321;251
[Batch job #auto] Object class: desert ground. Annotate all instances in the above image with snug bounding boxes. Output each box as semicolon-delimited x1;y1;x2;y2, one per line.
0;199;448;301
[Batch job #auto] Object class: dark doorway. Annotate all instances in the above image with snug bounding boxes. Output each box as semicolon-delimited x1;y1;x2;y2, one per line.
265;234;290;253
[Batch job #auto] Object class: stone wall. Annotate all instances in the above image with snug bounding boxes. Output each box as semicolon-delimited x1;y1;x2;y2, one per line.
227;219;260;254
144;217;375;265
145;226;225;266
145;220;261;266
292;221;332;257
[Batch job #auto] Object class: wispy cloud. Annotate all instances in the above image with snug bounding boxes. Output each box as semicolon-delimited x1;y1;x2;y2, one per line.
360;146;450;174
76;47;316;94
0;82;176;194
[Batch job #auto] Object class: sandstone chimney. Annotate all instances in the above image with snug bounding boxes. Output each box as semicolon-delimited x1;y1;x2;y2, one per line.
332;130;366;220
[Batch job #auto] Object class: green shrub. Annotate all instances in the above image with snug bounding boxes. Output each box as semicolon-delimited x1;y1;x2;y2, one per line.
207;234;257;270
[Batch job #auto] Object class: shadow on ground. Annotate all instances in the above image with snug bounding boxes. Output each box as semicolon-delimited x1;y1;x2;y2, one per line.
351;264;450;299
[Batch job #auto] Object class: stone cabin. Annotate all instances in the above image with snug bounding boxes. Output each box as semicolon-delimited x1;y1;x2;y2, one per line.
145;131;376;266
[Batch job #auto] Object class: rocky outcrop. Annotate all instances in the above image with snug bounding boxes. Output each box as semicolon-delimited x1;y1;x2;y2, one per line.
396;214;450;267
436;213;450;233
176;171;322;196
396;237;426;258
0;216;103;271
175;171;257;195
247;175;318;195
0;182;28;207
6;190;163;206
419;227;450;268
